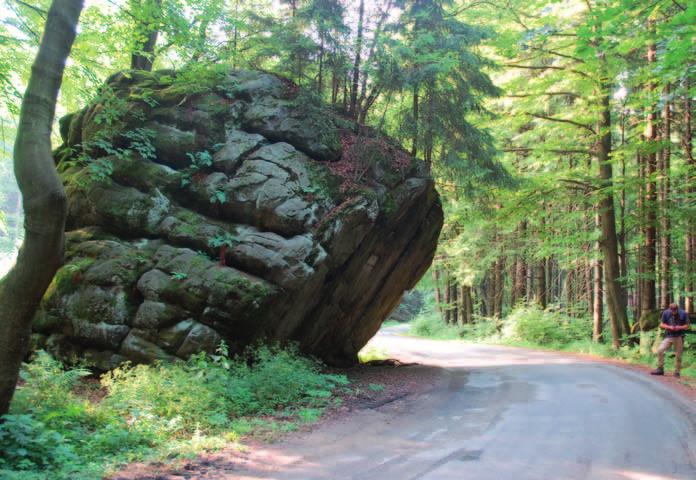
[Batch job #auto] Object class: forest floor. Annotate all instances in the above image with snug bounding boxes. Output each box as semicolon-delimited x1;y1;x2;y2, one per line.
110;326;696;480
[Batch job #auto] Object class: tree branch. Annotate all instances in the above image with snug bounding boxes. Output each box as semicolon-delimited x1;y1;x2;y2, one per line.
504;63;590;79
506;91;580;99
559;178;597;191
671;0;686;10
526;112;596;133
504;147;590;154
528;46;584;63
12;0;47;17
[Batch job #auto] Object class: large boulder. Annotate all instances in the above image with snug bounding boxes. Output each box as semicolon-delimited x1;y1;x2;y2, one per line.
34;68;443;368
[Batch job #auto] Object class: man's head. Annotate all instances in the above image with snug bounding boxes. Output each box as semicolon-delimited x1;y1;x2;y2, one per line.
669;303;679;313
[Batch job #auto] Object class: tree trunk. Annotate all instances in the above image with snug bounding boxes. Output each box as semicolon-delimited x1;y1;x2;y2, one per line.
596;90;629;347
411;84;419;157
512;223;527;306
348;0;365;118
641;33;658;313
130;0;161;71
583;206;594;315
0;0;82;416
510;258;518;305
494;256;505;318
331;69;338;105
465;286;474;323
636;150;644;321
659;88;671;308
357;1;390;120
535;216;547;308
432;267;443;317
318;35;325;94
485;269;495;317
618;110;628;282
535;260;546;309
450;280;459;325
457;285;465;325
683;80;694;313
593;258;604;342
343;74;348;111
231;0;240;69
443;270;451;324
565;269;574;313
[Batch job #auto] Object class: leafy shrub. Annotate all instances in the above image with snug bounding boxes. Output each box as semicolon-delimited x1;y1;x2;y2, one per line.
102;344;348;437
501;306;591;346
0;414;76;471
13;350;90;411
410;310;463;339
358;345;389;363
459;319;499;340
231;345;348;413
101;358;232;437
3;345;347;479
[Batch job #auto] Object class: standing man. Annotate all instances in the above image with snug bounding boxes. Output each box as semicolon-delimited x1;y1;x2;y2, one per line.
651;303;690;377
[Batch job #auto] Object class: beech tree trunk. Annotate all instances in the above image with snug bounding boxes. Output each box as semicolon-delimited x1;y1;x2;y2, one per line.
0;0;83;416
130;0;161;71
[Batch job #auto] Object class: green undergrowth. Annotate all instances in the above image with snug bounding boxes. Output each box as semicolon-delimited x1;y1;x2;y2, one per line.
0;345;348;480
409;303;696;381
357;345;390;363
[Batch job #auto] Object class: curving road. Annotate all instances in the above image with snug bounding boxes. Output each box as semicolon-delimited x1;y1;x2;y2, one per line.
232;327;696;480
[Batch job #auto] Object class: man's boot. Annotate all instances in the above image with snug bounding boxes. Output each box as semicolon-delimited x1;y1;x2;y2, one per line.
651;367;664;375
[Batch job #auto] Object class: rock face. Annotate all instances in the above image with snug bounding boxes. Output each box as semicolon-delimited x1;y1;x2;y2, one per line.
34;68;443;368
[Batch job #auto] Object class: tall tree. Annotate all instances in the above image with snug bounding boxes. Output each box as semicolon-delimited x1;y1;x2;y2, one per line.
348;0;365;118
0;0;83;415
130;0;161;70
640;23;657;314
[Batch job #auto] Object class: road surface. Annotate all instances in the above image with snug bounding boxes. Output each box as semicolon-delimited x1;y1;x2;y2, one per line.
232;327;696;480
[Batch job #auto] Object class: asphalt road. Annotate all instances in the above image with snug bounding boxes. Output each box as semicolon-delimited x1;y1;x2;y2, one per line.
233;327;696;480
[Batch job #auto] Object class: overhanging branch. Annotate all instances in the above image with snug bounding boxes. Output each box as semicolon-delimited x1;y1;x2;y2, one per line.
526;112;596;134
504;147;590;155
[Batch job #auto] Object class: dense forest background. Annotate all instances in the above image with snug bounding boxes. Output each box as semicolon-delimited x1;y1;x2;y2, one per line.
1;0;695;347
